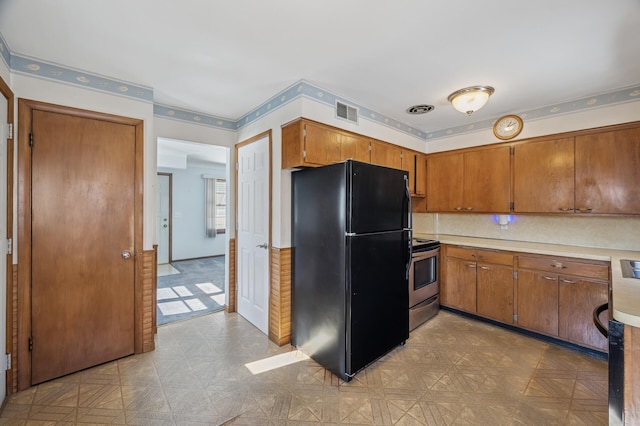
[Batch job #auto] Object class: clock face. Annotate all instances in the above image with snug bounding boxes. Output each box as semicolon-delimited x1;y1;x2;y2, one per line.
493;115;523;140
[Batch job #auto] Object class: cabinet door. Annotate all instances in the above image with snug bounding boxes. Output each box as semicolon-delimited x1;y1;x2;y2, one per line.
341;134;370;163
427;153;463;212
414;153;426;196
370;141;402;169
401;151;416;194
477;263;514;324
304;121;342;165
558;276;608;351
513;137;575;213
444;257;477;313
516;270;558;336
463;146;511;213
575;127;640;214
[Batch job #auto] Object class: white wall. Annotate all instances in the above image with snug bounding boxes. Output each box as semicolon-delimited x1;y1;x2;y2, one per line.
427;101;640;153
0;59;9;83
10;73;156;253
236;97;428;249
158;163;226;259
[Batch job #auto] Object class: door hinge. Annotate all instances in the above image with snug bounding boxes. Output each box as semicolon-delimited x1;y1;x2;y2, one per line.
510;146;515;155
6;238;11;255
510;201;514;210
303;150;307;159
513;314;518;322
28;337;33;352
29;133;34;147
5;353;10;370
5;123;12;140
513;271;518;279
235;162;238;170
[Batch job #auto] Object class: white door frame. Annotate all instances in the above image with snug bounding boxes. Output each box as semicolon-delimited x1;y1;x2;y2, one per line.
234;130;271;334
0;76;13;400
156;172;172;264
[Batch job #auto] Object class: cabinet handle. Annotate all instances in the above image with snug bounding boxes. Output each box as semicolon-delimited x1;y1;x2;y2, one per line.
560;279;577;284
542;275;556;280
557;207;572;212
465;207;473;211
455;206;463;211
466;263;476;268
550;263;566;269
480;266;491;270
577;207;593;213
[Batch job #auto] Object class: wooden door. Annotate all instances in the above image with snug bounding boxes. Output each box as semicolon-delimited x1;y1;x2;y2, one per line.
463;146;511;212
513;137;575;213
516;269;558;336
30;109;136;384
558;276;608;351
477;263;514;324
575;127;640;214
426;153;463;212
370;141;402;169
237;135;270;334
303;121;341;165
443;257;476;313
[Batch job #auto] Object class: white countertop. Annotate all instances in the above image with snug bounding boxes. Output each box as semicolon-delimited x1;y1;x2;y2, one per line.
415;232;640;328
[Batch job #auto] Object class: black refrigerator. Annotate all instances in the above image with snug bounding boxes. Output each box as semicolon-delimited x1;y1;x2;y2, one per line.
291;160;410;381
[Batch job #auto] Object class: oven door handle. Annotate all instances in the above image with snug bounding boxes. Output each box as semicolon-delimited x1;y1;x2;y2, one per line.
404;175;412;280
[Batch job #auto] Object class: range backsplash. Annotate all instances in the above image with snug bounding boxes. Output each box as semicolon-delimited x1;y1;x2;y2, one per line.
413;213;639;251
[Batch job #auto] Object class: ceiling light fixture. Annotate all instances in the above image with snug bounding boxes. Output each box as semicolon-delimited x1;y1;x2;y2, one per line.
447;85;495;115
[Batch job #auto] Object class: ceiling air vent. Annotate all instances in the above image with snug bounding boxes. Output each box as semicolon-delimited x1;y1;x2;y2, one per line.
336;101;358;123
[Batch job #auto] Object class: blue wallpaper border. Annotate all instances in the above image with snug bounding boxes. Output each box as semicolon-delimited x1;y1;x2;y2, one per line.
1;31;639;141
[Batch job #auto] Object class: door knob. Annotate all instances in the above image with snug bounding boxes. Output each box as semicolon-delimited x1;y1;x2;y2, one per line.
256;243;268;249
121;251;132;260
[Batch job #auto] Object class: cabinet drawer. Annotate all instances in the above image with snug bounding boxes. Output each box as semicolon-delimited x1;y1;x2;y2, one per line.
475;249;514;266
517;255;609;280
446;246;476;261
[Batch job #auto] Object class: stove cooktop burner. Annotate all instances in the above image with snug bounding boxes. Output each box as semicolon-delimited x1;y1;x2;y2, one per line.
412;238;440;252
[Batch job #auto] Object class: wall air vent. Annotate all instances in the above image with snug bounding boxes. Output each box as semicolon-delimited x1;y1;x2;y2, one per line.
336;101;358;124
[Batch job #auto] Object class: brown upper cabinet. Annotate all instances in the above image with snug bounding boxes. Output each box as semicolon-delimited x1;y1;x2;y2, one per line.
282;118;368;168
513;137;575;213
281;118;427;198
513;125;640;215
575;126;640;214
370;140;402;169
427;146;511;213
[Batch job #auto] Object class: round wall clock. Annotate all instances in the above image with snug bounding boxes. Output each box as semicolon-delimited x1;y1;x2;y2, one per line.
493;114;523;140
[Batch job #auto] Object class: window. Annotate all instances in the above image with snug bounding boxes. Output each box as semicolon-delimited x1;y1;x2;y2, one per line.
205;177;226;236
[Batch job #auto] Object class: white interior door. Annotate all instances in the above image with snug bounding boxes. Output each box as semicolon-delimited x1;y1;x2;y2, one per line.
157;173;170;264
237;136;269;333
0;87;7;401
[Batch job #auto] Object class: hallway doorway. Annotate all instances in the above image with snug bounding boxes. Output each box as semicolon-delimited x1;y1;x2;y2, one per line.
156;137;229;325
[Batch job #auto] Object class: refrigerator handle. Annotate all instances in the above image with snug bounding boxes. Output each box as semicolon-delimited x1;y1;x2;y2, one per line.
404;175;413;280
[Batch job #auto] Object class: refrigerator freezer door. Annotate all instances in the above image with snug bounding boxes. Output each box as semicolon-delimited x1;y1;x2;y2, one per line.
346;230;410;376
291;162;348;377
348;161;409;234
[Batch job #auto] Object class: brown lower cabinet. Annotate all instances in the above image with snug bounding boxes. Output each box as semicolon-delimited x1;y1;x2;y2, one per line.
558;276;608;352
515;269;560;336
477;263;515;324
442;245;610;352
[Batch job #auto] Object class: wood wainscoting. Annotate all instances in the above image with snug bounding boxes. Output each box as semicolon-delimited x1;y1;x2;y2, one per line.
269;247;292;346
227;238;237;313
142;248;157;352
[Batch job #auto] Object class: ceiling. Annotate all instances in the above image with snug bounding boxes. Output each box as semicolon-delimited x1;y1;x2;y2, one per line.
1;0;640;135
